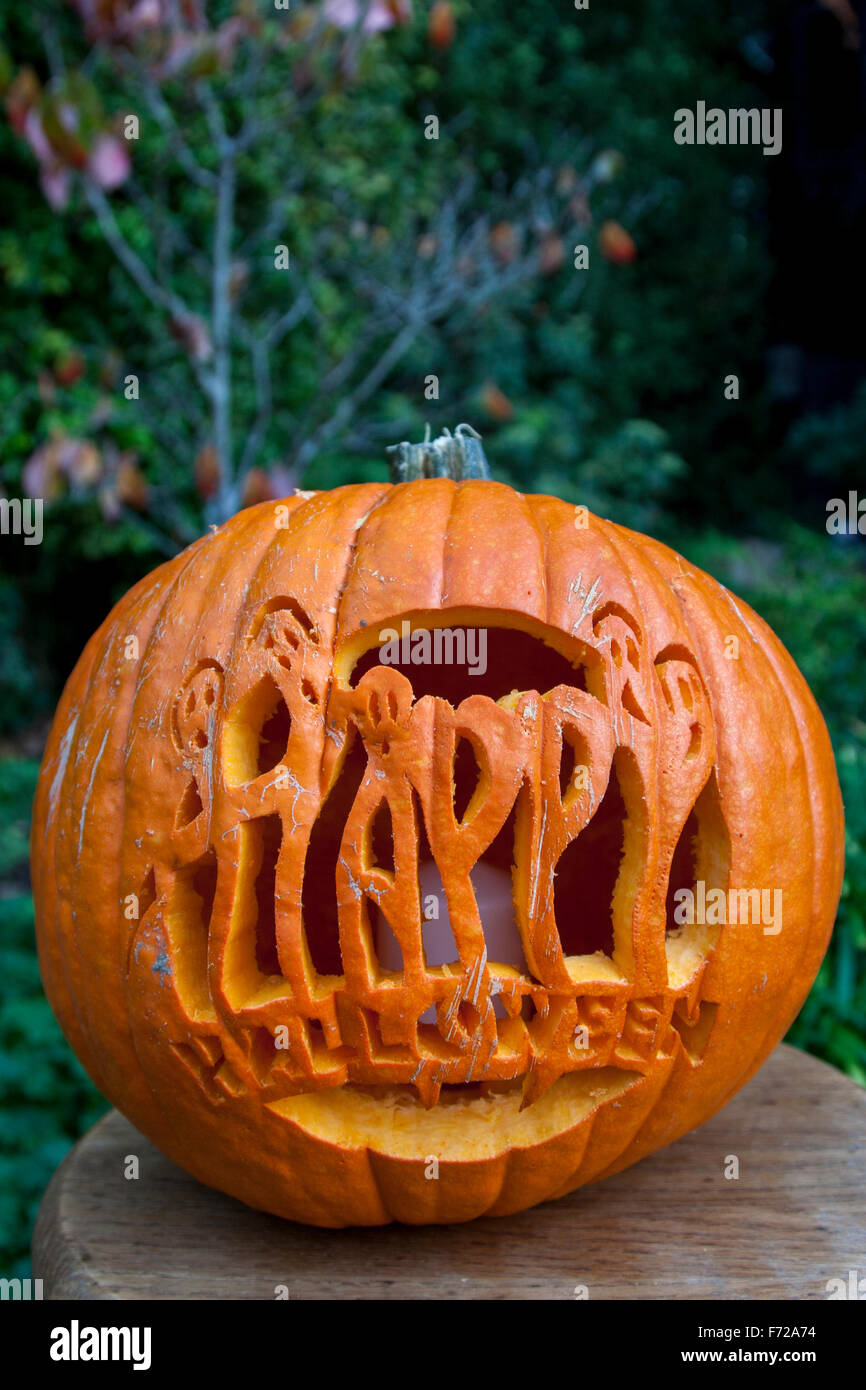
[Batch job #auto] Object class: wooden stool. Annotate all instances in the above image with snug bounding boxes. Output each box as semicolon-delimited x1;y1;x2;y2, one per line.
32;1043;866;1300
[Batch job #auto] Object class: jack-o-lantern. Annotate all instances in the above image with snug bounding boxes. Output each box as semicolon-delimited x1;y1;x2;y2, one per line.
32;428;844;1226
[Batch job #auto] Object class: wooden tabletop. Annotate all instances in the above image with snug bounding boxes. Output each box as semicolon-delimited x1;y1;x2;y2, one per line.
32;1043;866;1300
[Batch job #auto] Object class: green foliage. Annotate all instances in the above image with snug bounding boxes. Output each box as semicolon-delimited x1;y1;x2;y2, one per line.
792;741;866;1085
0;578;49;736
0;760;38;877
516;417;687;533
0;760;107;1276
786;381;866;490
677;525;866;737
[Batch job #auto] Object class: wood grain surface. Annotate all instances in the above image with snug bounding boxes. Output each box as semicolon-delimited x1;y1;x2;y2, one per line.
31;1044;866;1301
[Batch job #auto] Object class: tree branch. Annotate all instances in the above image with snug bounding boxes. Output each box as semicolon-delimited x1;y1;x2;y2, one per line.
83;180;213;401
289;161;590;471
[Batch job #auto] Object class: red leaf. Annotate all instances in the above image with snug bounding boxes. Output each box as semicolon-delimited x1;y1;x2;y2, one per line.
538;232;565;276
481;382;514;422
5;67;40;135
195;445;221;500
74;0;163;44
116;455;149;510
599;220;637;265
170;314;213;362
429;2;456;50
324;0;409;33
241;468;273;508
55;351;87;387
489;221;519;265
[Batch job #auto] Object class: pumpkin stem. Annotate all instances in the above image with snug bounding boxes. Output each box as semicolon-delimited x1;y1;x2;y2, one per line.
386;424;491;482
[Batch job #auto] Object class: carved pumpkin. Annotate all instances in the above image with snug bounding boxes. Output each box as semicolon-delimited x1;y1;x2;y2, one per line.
32;429;844;1226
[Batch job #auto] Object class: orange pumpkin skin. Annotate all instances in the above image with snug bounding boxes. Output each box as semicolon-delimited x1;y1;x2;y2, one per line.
31;479;844;1226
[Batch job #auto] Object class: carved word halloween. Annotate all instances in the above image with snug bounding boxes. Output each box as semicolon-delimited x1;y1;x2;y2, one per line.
378;621;488;676
672;882;783;936
674;103;782;157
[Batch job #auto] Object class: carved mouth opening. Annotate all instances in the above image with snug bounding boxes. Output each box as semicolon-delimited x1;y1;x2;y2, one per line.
343;613;599;704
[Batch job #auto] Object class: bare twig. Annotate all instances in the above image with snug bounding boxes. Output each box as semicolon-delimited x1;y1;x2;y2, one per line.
266;291;313;348
125;177;211;280
209;147;238;519
130;63;218;191
237;291;311;476
293;317;422;470
84;182;195;325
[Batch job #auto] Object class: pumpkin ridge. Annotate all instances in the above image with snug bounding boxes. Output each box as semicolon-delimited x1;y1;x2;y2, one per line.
522;490;550;627
56;550;196;1102
572;1047;681;1190
696;570;840;1045
112;541;228;1126
37;653;99;1086
439;475;459;608
489;1089;602;1215
64;581;169;1094
331;484;395;639
64;644;116;1080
